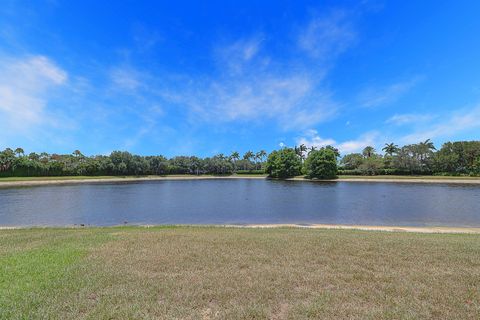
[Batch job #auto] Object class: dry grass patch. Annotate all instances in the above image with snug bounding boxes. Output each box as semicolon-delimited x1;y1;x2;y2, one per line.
1;227;479;319
73;228;480;319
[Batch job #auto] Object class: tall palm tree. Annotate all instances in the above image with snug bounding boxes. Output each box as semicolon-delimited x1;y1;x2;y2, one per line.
243;151;254;170
295;144;308;161
362;146;375;158
257;150;267;162
257;150;267;170
422;139;436;151
230;151;240;172
73;150;83;157
14;148;24;157
382;143;399;156
418;139;436;164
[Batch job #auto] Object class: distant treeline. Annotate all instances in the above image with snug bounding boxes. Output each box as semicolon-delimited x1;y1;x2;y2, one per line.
1;140;480;178
0;149;266;177
339;140;480;176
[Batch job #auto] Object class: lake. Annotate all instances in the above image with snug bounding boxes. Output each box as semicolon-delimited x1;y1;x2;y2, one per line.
1;179;479;227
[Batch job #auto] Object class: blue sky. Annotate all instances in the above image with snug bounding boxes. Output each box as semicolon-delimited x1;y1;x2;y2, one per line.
1;1;480;157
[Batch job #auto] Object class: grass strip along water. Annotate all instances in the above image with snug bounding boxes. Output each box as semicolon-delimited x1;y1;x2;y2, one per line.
1;226;479;319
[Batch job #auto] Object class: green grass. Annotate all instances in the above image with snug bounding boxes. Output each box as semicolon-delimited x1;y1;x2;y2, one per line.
1;174;478;184
337;175;480;180
0;176;125;182
1;227;479;319
0;174;268;183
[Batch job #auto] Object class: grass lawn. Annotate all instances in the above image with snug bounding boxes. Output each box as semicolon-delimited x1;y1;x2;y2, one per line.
0;174;268;183
0;176;125;182
337;175;480;180
2;174;478;184
1;227;479;319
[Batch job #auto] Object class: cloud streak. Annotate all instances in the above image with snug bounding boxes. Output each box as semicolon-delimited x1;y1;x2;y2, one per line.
158;10;357;130
399;105;480;144
386;113;435;125
358;76;422;108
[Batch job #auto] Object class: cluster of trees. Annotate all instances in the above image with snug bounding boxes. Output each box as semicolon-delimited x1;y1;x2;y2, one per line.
0;148;267;177
340;140;480;176
266;146;338;179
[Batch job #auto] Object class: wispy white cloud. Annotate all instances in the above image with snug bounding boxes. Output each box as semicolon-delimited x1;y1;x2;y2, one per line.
215;36;265;75
109;66;143;92
336;132;379;154
0;55;67;133
159;10;356;131
297;129;336;148
358;76;422;108
386;113;435;125
298;10;356;59
399;105;480;144
297;129;379;154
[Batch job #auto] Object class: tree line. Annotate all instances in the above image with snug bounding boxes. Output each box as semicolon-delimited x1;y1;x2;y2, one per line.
340;140;480;176
1;139;479;178
0;148;267;177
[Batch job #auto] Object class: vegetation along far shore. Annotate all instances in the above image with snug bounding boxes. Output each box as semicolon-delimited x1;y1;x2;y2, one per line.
2;140;480;179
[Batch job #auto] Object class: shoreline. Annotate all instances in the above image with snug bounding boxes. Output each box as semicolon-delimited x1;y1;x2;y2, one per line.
1;174;480;188
1;223;480;234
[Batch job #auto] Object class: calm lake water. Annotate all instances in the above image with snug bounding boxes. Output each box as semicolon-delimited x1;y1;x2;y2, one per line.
1;179;480;227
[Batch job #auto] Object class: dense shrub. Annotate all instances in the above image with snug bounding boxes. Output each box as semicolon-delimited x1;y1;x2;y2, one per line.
265;148;302;178
304;149;337;179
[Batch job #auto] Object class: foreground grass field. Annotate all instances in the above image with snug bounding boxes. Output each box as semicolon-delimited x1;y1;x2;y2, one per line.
1;227;479;319
337;175;480;180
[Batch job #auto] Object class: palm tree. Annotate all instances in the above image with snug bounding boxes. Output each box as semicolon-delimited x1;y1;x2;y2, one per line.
243;151;254;170
418;139;436;164
257;150;267;170
308;146;317;155
362;146;375;158
382;143;399;156
14;148;24;157
230;151;240;172
421;139;436;151
295;144;308;162
257;150;267;162
73;150;83;157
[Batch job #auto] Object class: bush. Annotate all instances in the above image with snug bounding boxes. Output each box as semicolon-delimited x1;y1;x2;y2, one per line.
304;149;337;179
265;148;302;178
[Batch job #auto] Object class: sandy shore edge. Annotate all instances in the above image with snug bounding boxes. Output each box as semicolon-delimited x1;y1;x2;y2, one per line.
1;223;479;234
1;175;480;187
0;175;265;188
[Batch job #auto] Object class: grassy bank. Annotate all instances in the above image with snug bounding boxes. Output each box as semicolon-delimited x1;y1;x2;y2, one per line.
0;174;268;183
337;175;480;180
1;174;480;185
1;227;479;319
0;175;124;182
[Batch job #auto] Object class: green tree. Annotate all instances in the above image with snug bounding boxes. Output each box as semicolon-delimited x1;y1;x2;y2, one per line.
295;144;308;162
304;148;337;179
265;148;302;178
340;153;364;170
14;148;25;157
359;155;384;175
382;143;399;156
362;146;375;158
243;151;254;170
